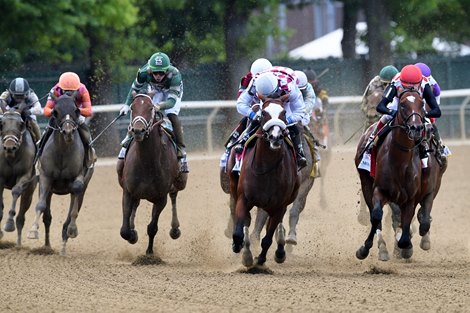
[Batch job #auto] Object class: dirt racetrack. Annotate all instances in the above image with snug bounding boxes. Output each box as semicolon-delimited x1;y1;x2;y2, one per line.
0;143;469;313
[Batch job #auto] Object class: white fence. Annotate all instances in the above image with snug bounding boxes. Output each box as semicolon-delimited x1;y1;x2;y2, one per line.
92;88;470;152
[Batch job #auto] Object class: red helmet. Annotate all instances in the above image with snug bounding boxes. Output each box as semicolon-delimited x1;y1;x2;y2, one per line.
400;65;422;87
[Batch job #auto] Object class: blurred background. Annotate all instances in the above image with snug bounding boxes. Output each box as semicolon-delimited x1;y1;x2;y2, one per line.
1;0;469;156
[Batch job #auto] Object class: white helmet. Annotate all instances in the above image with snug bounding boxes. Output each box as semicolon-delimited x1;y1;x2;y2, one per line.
250;58;272;76
294;70;308;90
255;72;278;97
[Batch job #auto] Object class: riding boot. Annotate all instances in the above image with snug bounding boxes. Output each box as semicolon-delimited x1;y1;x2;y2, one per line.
234;119;259;154
225;116;248;149
303;126;321;177
419;141;430;168
27;119;42;145
432;124;445;156
290;131;307;170
168;113;188;173
78;123;96;168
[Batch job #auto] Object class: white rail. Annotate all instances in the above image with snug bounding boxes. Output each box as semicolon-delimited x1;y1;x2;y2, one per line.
92;88;470;151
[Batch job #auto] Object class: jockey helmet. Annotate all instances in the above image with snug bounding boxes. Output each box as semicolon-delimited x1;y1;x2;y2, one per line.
303;68;317;82
8;77;30;100
250;58;272;76
148;52;171;73
400;65;422;88
379;65;399;83
415;62;431;77
294;70;308;90
255;72;279;97
58;72;81;90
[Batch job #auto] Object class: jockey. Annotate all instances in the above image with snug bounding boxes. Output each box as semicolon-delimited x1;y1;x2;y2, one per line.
236;68;308;169
119;52;188;173
0;77;43;143
38;72;95;167
360;65;399;130
415;62;448;157
223;58;272;152
364;64;441;166
294;70;321;176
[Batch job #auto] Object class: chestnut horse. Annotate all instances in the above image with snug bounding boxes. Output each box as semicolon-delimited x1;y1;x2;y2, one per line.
28;94;94;255
0;106;37;247
228;94;299;268
117;94;187;258
355;90;446;260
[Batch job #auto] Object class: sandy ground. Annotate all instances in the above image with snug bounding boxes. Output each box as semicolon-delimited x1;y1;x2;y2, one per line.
0;143;469;313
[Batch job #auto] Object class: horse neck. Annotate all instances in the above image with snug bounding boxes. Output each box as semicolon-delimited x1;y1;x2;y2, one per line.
133;126;165;158
251;138;285;172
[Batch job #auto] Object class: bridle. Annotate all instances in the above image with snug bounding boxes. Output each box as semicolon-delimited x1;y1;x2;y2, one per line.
390;90;425;149
1;111;25;150
128;94;161;138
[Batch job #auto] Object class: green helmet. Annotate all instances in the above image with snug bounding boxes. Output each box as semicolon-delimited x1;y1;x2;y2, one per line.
379;65;399;83
148;52;171;73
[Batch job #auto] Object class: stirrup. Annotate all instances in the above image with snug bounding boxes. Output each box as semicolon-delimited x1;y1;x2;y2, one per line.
177;146;186;159
297;156;307;170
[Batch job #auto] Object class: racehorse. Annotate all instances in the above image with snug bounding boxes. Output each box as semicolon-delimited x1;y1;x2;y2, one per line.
355;90;447;260
228;94;299;268
28;93;94;255
0;105;37;247
117;94;187;258
249;131;315;246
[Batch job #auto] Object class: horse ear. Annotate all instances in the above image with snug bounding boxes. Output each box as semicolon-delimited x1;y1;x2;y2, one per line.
258;94;266;103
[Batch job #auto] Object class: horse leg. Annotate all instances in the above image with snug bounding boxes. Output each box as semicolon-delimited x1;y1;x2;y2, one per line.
120;191;140;244
146;196;168;256
241;226;253;267
256;211;283;266
42;193;53;248
224;194;236;239
356;189;384;260
251;208;268;244
28;177;52;240
232;196;249;254
377;227;390;262
169;191;181;239
286;193;308;245
4;174;33;232
397;204;415;259
15;179;37;247
417;195;434;251
274;222;286;264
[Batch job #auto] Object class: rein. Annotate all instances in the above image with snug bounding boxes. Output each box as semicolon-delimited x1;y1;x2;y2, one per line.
1;111;25;148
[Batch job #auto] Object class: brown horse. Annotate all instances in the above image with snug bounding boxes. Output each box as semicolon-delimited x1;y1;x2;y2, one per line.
228;94;299;268
0;106;37;247
117;94;187;258
355;90;446;260
28;93;94;255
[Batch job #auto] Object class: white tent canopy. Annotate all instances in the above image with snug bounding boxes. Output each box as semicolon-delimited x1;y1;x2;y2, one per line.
289;22;470;60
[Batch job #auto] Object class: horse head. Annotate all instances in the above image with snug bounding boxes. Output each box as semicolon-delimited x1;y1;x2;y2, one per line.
395;90;425;142
257;94;289;150
0;109;26;157
128;94;159;142
52;92;80;143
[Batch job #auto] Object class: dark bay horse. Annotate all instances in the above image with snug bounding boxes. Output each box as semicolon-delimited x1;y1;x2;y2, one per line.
117;94;187;258
228;94;299;268
28;93;94;255
355;90;447;260
0;107;37;246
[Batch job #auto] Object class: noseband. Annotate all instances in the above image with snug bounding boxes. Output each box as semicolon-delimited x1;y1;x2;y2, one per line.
1;111;25;149
128;94;159;137
392;91;425;148
59;114;79;134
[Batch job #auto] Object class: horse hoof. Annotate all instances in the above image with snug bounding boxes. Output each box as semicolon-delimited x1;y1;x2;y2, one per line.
242;249;254;267
232;243;242;253
378;252;390;262
169;228;181;240
274;250;286;264
67;225;79;238
401;247;413;259
356;246;369;260
3;220;15;232
420;234;431;250
285;235;297;245
27;230;39;240
128;230;138;244
255;256;266;266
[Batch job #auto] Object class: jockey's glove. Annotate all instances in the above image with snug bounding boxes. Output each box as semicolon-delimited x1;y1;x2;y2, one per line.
78;115;86;125
120;105;130;116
